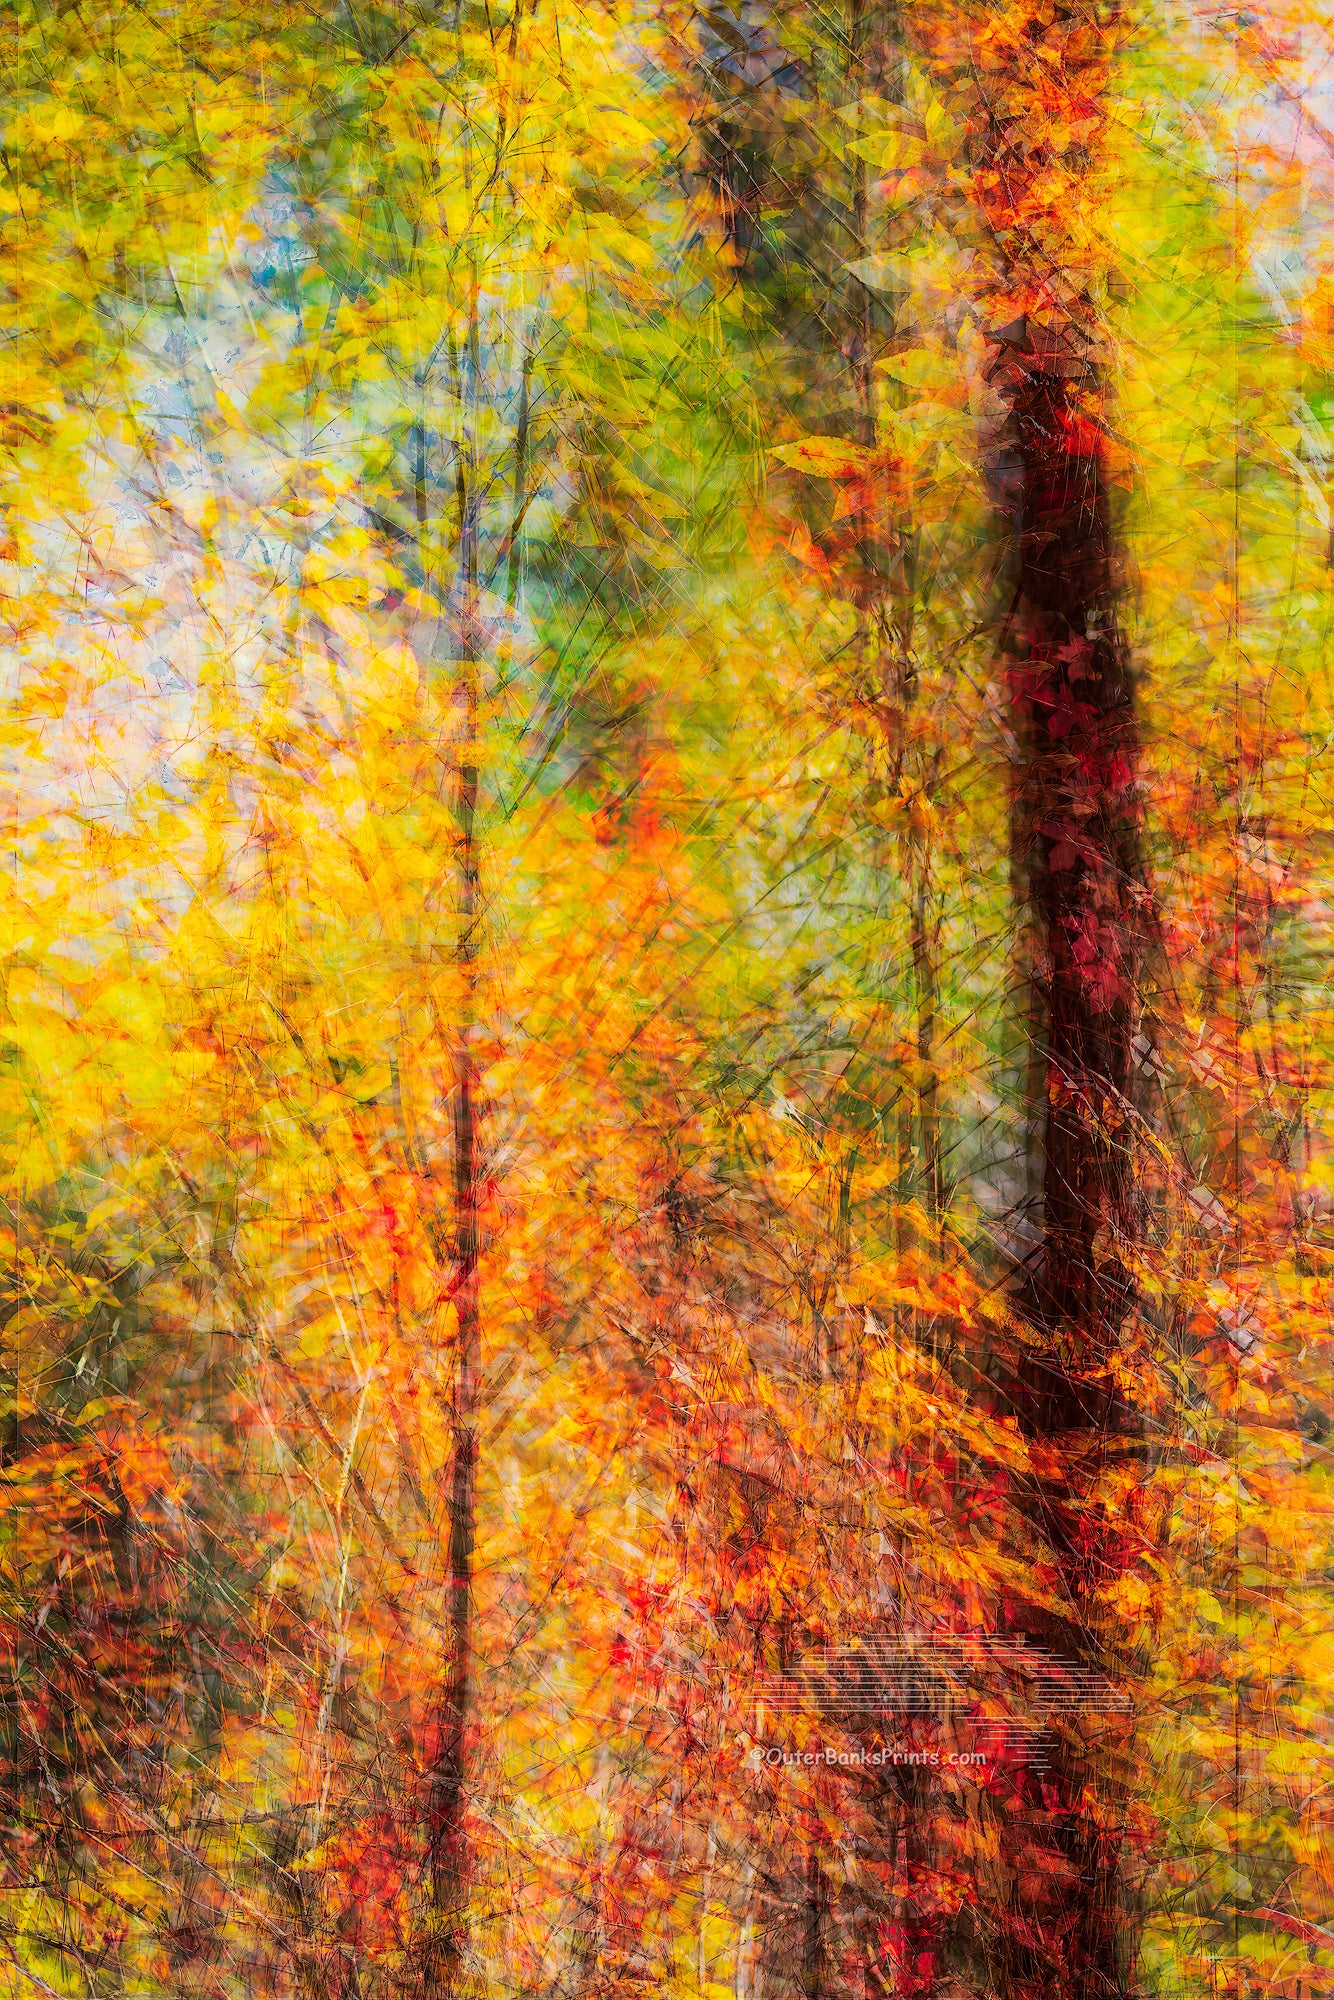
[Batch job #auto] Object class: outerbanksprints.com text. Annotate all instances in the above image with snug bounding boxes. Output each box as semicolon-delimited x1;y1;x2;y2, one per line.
756;1747;988;1769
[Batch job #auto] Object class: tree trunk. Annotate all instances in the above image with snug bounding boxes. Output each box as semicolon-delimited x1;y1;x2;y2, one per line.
801;1846;829;2000
985;302;1143;2000
421;321;484;1997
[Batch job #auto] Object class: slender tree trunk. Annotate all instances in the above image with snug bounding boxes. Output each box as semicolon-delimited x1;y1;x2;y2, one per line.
421;294;484;1995
801;1846;828;2000
427;665;480;1993
421;278;539;2000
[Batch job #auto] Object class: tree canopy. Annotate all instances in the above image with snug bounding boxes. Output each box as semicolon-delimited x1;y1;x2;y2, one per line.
4;0;1334;1996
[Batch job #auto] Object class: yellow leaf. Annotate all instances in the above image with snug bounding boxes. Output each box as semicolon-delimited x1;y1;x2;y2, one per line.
770;435;873;478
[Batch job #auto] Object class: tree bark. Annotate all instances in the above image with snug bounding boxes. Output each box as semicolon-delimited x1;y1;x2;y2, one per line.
984;298;1143;2000
421;305;484;1996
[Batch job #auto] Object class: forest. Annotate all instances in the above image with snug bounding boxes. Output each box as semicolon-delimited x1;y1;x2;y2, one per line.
4;0;1334;1995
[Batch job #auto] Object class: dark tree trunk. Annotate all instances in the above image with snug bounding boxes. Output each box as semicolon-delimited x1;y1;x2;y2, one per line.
987;304;1144;2000
421;313;485;1999
801;1848;829;2000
